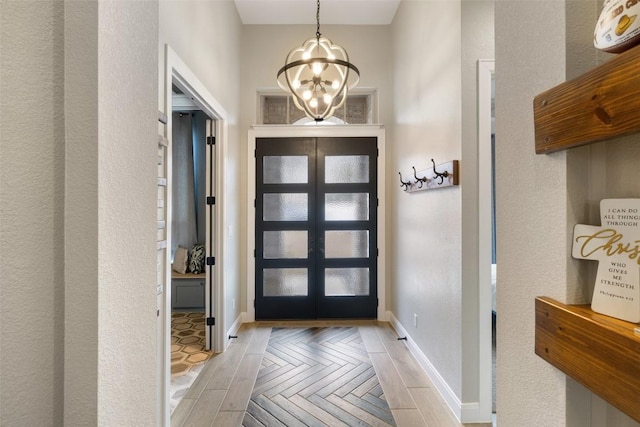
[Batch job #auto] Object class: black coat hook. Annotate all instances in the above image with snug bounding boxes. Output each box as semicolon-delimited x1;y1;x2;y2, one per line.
398;172;411;191
412;166;428;188
431;159;449;185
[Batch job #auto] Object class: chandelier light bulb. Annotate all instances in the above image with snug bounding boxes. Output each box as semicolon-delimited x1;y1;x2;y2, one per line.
276;0;360;121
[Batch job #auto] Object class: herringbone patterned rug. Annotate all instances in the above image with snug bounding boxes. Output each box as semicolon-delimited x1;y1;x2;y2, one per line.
243;327;397;427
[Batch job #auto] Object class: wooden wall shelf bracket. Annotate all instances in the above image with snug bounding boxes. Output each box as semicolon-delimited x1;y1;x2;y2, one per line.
533;44;640;154
535;296;640;422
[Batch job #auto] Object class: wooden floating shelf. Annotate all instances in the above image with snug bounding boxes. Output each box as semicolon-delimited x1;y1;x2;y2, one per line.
533;44;640;154
535;296;640;422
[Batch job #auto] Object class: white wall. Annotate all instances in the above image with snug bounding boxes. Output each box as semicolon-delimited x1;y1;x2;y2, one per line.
460;0;494;411
95;2;159;424
159;0;243;333
0;2;65;424
64;2;99;423
390;0;463;401
495;2;571;424
496;1;640;426
66;1;160;424
2;1;160;425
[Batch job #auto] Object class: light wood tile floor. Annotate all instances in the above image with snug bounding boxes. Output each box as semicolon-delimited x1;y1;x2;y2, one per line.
171;321;491;427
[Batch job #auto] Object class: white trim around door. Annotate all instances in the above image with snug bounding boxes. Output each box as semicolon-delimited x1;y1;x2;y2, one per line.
160;45;228;426
477;58;495;423
246;125;387;323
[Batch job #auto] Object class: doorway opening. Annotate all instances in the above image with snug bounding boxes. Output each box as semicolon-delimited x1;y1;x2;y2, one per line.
255;137;378;320
247;126;387;323
478;59;496;418
159;45;227;424
168;100;215;411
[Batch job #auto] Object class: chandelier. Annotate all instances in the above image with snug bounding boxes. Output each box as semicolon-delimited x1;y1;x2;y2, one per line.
277;0;360;122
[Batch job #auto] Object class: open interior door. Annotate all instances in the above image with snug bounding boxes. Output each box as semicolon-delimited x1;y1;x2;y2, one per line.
205;119;216;350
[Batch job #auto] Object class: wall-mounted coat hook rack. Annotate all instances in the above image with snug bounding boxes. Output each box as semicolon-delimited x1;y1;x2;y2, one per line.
412;166;428;188
398;172;412;191
399;159;459;193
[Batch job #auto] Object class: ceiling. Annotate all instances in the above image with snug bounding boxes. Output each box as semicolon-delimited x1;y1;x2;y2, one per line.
234;0;401;25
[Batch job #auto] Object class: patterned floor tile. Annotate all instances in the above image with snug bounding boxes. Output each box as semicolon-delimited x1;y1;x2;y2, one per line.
244;327;396;427
170;312;213;412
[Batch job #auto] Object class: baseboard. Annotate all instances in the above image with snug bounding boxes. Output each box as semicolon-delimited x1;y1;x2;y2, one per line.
387;312;491;423
224;312;245;350
460;402;486;424
388;311;472;423
240;311;249;324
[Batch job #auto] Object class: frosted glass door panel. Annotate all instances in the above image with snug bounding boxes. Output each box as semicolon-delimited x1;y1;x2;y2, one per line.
324;230;369;258
325;268;370;296
264;230;308;259
325;193;369;221
264;156;308;184
325;155;369;183
263;268;308;296
263;193;308;221
256;136;377;319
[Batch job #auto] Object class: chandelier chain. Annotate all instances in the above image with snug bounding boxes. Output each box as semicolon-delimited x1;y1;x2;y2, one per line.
315;0;321;39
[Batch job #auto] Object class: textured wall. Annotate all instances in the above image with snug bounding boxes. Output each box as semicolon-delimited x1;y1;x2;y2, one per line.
64;2;99;423
0;2;65;424
64;1;159;424
96;2;159;424
390;0;463;399
495;1;572;426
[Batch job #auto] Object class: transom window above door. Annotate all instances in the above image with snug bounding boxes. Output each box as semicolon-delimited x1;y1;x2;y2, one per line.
258;92;376;125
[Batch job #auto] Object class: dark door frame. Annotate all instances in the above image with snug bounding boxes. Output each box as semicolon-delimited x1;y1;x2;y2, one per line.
255;136;378;319
247;126;387;322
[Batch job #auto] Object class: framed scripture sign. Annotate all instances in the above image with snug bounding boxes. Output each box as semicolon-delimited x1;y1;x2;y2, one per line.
572;199;640;323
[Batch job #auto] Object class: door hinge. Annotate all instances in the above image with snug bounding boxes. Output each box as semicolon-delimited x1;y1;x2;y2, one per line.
206;317;215;326
376;248;379;257
254;199;256;208
206;196;215;205
254;149;257;158
206;257;215;266
254;249;256;257
377;148;379;157
207;136;216;145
